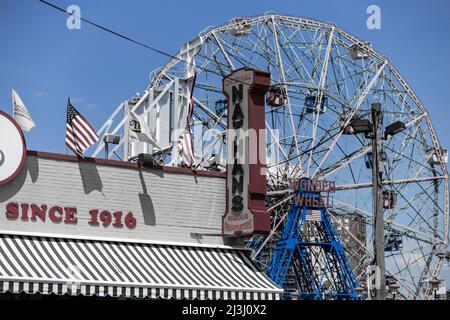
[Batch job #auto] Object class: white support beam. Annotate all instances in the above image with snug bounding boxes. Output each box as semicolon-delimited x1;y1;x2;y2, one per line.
333;199;445;245
405;113;427;128
211;31;235;71
192;97;227;127
318;145;370;179
328;211;418;299
251;195;293;260
335;175;447;191
307;27;334;176
312;60;388;178
106;80;175;159
265;121;292;168
270;16;302;164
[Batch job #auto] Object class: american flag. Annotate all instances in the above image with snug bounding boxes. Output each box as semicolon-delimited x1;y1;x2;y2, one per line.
65;100;99;157
176;121;194;167
305;209;322;222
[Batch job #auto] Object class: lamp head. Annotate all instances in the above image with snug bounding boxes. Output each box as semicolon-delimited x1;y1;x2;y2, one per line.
103;134;120;145
385;121;406;139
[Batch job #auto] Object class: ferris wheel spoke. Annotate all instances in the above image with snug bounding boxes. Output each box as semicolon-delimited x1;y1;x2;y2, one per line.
229;34;274;69
251;195;293;259
380;69;417;114
317;144;370;179
386;145;441;176
389;184;442;239
204;39;232;76
393;179;443;218
331;42;370;104
392;250;423;294
275;32;312;83
330;42;353;102
306;28;335;177
335;176;446;192
311;61;388;178
333;199;444;245
210;32;236;71
248;29;280;72
389;184;440;230
405;243;434;284
415;180;445;217
197;45;229;75
281;28;325;84
399;245;431;283
387;126;421;176
329;209;419;298
280;42;315;82
215;37;262;70
140;15;448;299
243;25;268;65
193;97;227;128
266;121;293;168
270;17;302;162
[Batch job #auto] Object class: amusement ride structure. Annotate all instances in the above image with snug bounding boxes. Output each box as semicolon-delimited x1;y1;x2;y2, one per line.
89;14;449;300
266;177;361;299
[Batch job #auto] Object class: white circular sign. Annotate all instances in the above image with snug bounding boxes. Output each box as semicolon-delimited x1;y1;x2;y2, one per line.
0;111;26;185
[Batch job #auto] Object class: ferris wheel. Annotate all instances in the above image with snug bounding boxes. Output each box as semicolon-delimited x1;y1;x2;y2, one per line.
93;13;449;299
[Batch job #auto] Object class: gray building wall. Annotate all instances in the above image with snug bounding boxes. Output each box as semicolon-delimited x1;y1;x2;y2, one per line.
0;152;242;247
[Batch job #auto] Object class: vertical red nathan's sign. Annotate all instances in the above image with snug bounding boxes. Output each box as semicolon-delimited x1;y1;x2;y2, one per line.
222;67;271;236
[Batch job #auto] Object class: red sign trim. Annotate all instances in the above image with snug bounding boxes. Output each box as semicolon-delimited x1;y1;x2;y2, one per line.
222;67;271;236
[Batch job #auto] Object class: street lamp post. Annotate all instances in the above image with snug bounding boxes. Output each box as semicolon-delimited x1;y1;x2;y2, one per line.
347;102;406;300
371;103;386;300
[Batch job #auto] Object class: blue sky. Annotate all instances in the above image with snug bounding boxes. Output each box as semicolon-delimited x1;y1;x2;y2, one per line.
1;0;450;290
1;0;449;155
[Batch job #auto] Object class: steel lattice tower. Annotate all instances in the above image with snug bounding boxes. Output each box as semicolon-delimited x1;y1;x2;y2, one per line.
267;182;361;300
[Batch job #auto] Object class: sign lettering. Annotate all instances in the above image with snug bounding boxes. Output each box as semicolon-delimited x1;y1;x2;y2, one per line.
4;202;137;229
222;67;271;236
291;178;335;209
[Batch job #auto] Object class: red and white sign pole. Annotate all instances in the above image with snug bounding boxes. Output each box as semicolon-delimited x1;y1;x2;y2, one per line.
222;67;271;236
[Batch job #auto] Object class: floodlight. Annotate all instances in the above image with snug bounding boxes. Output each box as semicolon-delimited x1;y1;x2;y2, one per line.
103;134;120;145
348;118;372;134
384;121;406;138
137;153;154;168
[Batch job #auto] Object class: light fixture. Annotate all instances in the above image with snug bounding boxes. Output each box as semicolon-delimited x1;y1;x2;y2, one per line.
103;134;120;145
137;153;154;168
384;121;406;139
207;153;218;166
103;134;121;159
348;118;372;134
428;277;441;288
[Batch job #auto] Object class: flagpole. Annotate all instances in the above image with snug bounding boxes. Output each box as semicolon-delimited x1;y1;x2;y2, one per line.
11;89;14;117
66;97;70;155
65;97;99;159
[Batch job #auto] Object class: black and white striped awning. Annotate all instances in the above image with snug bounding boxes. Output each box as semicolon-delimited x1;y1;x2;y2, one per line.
0;234;282;299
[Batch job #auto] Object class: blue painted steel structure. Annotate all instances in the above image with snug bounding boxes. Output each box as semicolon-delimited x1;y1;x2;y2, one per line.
266;181;361;300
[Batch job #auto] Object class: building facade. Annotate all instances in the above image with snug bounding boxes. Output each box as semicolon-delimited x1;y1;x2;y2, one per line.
0;150;281;299
335;213;367;279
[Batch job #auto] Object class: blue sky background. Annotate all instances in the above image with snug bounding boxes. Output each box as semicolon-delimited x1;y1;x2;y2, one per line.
1;0;450;288
1;0;449;155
